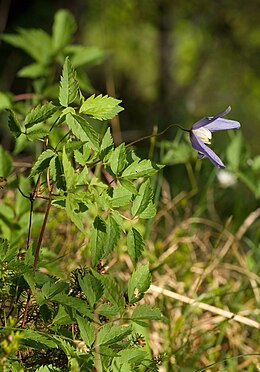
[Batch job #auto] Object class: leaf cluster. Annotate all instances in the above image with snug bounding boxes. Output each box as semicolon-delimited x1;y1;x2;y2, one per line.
0;11;165;370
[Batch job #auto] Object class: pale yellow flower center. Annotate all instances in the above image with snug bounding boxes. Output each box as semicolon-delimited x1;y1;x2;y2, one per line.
193;127;212;144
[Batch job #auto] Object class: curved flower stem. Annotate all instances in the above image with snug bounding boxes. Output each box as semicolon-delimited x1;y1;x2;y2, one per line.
125;123;189;148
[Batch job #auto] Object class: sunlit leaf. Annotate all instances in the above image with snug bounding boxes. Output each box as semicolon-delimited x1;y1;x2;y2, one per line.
97;324;132;346
131;305;163;326
90;216;107;266
76;315;95;348
103;213;122;256
131;179;153;216
7;109;22;138
52;9;76;53
127;227;145;263
59;57;79;107
110;143;127;176
121;159;164;179
128;264;151;304
24;102;58;128
79;94;124;120
29;149;55;177
100;127;114;160
66;113;100;151
1;28;52;63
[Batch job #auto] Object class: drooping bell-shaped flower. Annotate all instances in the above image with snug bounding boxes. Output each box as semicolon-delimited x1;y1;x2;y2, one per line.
189;106;241;168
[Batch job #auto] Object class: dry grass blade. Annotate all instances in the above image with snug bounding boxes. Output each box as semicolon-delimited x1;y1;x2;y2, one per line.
149;284;260;329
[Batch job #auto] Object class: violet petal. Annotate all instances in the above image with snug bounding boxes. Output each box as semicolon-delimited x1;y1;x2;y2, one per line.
192;106;231;130
203;118;241;132
198;152;206;159
190;131;225;168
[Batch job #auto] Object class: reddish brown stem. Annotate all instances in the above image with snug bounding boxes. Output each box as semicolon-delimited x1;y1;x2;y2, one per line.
33;195;52;270
14;93;42;102
21;190;53;327
21;291;31;328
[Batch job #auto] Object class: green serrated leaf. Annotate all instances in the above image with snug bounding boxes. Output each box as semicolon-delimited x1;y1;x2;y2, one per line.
98;274;125;310
96;303;120;317
79;94;124;120
52;293;93;318
49;155;66;191
78;272;103;308
76;315;95;348
7;110;22;138
107;185;132;208
41;280;68;300
0;238;17;262
22;329;57;349
98;324;132;346
128;264;151;304
24;102;58;128
90;216;107;266
26;127;50;141
74;145;91;166
139;201;156;219
66;113;100;151
110;143;127;176
100;127;114;160
59;57;79;107
30;149;55;177
131;179;153;216
116;348;148;365
110;210;125;232
131;305;163;326
65;193;85;232
75;166;89;186
122;159;164;179
52;305;71;325
52;9;76;53
127;227;145;263
103;213;122;256
62;147;77;190
119;178;138;194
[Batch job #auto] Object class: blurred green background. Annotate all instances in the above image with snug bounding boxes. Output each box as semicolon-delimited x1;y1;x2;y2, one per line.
1;0;260;152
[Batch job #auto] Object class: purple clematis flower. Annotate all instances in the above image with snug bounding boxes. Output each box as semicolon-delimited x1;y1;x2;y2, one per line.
189;106;241;168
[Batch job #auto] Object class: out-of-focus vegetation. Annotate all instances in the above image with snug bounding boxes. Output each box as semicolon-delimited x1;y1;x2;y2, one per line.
82;1;260;151
0;2;259;371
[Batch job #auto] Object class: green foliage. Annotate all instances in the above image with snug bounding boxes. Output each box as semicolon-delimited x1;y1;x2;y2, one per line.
1;6;259;371
24;102;58;128
0;8;106;94
7;110;22;138
59;57;79;107
52;9;77;53
79;94;124;120
0;12;163;370
127;227;145;263
128;264;151;304
131;305;163;327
